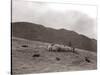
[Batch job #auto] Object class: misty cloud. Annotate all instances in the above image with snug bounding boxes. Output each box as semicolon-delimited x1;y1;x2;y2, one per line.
12;0;97;39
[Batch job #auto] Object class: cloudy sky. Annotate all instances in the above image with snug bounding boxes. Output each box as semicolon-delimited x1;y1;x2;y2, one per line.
12;0;97;39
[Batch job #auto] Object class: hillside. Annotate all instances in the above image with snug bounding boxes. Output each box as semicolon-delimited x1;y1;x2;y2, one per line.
12;22;97;52
12;37;97;74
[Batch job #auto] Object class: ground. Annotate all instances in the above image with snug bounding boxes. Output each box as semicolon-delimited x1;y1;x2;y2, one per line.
12;37;97;75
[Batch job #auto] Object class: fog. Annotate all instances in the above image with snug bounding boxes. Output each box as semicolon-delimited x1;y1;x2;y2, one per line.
12;0;97;39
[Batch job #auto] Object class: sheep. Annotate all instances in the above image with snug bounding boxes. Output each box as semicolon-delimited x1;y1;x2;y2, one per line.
47;43;71;52
47;43;54;51
47;43;62;52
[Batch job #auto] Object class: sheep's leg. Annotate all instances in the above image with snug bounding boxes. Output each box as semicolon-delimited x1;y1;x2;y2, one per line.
72;48;75;53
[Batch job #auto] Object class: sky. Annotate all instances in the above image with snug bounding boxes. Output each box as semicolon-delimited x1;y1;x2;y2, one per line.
12;0;97;39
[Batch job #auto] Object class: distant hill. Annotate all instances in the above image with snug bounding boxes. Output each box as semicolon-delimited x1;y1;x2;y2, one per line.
12;22;97;52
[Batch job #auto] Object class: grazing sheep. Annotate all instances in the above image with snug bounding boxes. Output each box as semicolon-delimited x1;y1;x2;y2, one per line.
47;44;61;52
47;43;54;51
48;43;71;52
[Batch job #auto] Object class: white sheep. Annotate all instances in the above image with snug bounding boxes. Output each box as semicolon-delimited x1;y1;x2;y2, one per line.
48;43;72;52
48;44;61;52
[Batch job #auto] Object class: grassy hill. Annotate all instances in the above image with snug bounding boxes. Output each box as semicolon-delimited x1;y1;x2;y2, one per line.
12;37;97;74
12;22;97;52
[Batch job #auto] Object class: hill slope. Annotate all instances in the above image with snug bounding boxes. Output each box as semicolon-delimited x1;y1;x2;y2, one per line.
12;37;97;74
12;22;97;52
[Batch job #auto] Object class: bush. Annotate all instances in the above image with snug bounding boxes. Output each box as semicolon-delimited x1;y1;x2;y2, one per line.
32;54;40;57
56;57;60;61
21;45;28;47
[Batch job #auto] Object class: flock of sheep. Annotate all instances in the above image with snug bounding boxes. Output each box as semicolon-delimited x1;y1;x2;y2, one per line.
47;43;75;53
31;42;91;63
47;43;91;63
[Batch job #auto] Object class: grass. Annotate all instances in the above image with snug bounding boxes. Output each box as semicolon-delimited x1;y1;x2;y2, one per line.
12;37;97;74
